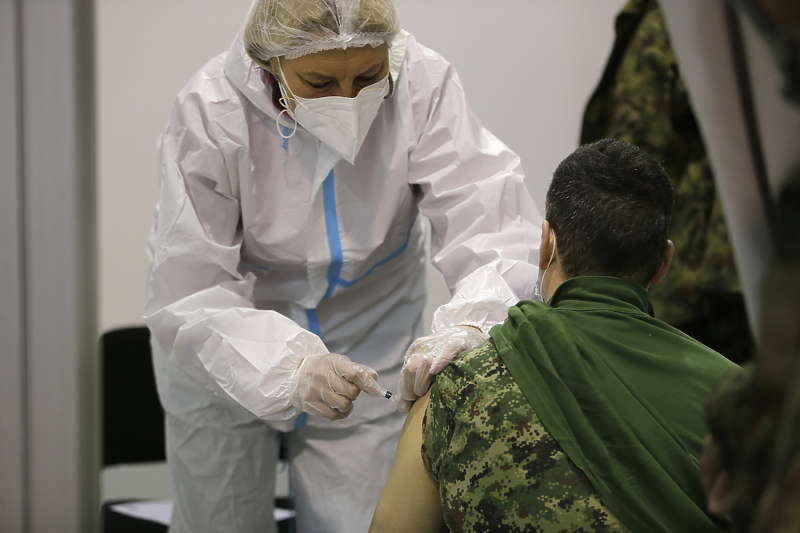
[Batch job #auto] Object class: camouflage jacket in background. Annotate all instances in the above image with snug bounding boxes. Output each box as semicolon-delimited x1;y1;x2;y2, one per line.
580;0;742;325
421;341;629;533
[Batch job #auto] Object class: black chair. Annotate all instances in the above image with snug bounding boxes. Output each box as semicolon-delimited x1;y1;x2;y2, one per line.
100;326;293;532
101;326;168;533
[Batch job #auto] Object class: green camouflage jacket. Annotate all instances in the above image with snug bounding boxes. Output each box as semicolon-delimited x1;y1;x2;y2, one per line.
581;0;741;325
421;341;629;533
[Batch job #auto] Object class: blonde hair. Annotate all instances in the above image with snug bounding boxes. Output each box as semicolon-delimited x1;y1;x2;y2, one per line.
244;0;399;69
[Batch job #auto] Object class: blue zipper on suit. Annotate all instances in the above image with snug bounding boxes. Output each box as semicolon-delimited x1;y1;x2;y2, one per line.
297;164;413;429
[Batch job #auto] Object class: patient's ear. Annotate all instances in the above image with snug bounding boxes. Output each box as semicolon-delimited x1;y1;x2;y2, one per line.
648;240;674;287
539;220;555;271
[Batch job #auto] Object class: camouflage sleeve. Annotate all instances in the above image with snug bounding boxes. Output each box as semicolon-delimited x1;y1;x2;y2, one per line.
421;341;631;532
420;350;457;484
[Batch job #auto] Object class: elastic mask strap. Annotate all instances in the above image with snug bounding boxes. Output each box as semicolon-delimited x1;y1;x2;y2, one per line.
384;72;394;100
546;235;556;268
541;234;556;289
275;57;297;103
276;97;298;139
274;57;299;139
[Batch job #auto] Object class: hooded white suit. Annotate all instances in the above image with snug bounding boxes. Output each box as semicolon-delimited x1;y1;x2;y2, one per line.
145;29;541;532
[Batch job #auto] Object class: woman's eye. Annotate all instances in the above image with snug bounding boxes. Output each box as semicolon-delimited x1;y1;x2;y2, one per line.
356;75;378;86
306;80;331;89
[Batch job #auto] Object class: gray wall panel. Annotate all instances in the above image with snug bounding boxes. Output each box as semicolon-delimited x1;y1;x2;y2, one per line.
0;0;26;526
2;0;100;530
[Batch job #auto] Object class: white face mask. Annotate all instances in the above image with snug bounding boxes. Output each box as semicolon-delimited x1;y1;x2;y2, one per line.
533;233;556;302
275;58;393;164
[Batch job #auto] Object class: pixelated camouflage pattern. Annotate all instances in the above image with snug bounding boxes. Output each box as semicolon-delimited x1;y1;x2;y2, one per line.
581;0;742;326
421;341;630;533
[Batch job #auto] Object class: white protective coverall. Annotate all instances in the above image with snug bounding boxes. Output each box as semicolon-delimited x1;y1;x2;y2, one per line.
144;29;542;533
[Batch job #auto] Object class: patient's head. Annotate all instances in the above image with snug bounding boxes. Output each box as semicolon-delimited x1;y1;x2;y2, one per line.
545;138;674;287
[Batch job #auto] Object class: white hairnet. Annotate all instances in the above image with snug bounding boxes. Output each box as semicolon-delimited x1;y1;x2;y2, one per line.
244;0;400;64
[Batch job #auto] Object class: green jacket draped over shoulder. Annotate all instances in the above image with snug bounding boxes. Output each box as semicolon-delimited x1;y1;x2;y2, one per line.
491;276;738;533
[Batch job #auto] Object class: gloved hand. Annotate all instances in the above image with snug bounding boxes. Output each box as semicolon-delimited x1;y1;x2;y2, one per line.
289;353;382;420
397;325;488;413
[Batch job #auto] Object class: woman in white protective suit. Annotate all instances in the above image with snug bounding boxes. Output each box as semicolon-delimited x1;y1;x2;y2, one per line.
144;0;542;531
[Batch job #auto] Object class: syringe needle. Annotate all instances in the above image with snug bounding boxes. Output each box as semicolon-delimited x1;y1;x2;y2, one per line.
379;387;398;402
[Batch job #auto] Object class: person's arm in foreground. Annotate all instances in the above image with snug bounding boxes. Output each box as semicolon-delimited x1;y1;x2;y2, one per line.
369;390;446;533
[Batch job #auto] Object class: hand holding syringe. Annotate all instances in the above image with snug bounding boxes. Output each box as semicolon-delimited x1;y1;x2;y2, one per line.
341;365;398;402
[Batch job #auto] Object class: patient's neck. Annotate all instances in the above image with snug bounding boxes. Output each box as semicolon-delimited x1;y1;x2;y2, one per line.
542;260;567;303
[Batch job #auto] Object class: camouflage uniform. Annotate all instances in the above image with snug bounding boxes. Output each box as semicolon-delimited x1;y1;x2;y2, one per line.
421;341;629;533
581;0;752;363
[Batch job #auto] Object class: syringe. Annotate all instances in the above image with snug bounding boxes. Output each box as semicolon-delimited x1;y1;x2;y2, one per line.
379;387;399;402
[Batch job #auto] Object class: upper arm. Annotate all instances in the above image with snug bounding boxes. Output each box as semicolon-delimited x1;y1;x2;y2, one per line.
147;91;246;316
369;390;447;533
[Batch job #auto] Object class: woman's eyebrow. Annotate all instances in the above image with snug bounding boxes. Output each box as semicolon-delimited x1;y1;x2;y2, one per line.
357;63;384;77
297;70;335;81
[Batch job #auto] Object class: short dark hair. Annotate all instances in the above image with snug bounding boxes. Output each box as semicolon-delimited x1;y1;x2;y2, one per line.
545;138;674;286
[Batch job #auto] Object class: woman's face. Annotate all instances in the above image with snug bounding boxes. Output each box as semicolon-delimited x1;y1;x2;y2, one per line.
270;42;389;103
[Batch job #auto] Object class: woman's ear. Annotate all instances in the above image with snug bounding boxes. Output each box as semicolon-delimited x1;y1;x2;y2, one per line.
649;240;674;287
539;220;554;272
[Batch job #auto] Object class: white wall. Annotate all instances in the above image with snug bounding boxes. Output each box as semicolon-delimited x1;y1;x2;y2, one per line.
96;0;253;332
97;0;625;500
